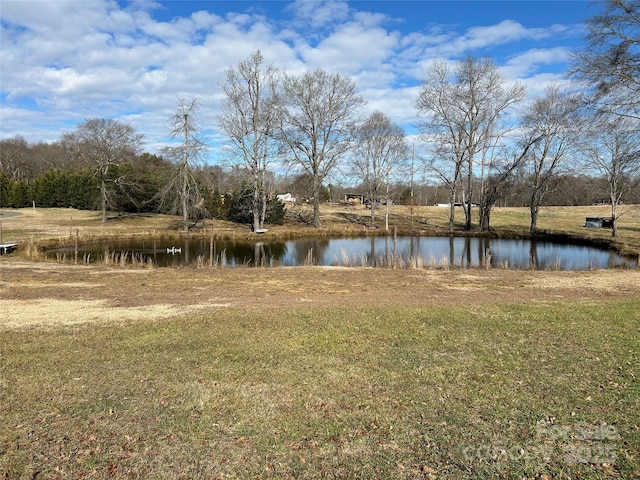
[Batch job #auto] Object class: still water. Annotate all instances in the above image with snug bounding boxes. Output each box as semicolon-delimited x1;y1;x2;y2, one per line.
46;235;638;270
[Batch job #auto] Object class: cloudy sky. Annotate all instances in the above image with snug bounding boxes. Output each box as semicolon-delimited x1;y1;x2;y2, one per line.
1;0;594;160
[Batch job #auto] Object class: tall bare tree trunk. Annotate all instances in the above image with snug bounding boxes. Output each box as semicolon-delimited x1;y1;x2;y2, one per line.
312;175;322;228
385;181;390;231
448;187;456;233
610;194;618;238
101;176;108;224
181;162;189;233
370;195;375;228
465;157;473;231
529;201;539;234
181;118;190;233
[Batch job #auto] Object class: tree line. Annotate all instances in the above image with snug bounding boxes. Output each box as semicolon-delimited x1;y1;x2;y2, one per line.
1;0;639;236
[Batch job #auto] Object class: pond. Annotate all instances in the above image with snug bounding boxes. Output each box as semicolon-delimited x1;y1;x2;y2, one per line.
45;235;638;270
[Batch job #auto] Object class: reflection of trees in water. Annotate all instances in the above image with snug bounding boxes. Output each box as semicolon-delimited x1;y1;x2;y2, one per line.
219;240;255;266
258;242;288;266
529;242;539;269
291;239;330;265
449;237;455;266
367;236;387;267
216;240;287;266
370;236;402;267
477;237;491;268
45;236;637;269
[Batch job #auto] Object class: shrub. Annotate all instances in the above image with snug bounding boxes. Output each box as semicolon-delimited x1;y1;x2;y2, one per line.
227;187;286;226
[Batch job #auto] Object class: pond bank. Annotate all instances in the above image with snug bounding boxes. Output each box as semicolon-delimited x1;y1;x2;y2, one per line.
2;206;639;261
33;228;638;270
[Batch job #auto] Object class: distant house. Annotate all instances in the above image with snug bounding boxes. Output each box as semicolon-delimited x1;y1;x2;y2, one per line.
277;193;296;203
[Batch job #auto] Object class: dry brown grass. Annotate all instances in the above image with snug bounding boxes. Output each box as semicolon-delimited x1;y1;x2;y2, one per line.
2;259;639;328
0;298;231;329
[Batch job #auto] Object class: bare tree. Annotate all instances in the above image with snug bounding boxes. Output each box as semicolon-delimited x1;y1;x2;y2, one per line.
571;0;640;119
32;141;75;173
582;115;640;236
477;136;542;231
62;118;143;223
218;51;282;232
519;85;584;233
279;69;365;227
352;111;408;229
416;56;525;231
416;61;465;232
0;136;33;182
160;98;207;232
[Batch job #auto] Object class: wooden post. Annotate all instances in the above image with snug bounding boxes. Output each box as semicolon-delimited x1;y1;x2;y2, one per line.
74;229;79;265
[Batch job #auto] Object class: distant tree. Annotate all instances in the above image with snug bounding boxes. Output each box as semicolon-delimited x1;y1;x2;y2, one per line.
218;50;283;232
0;173;10;208
227;187;285;226
29;169;62;208
477;137;540;231
0;173;29;208
105;153;174;213
582;115;640;236
352;111;408;229
61;118;143;223
28;169;96;209
416;56;525;232
571;0;640;119
160;98;207;232
279;69;365;227
519;85;584;233
196;167;228;220
285;173;315;202
31;141;76;173
0;136;33;182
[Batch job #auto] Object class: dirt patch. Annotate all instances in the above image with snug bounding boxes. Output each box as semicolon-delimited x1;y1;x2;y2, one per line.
2;257;639;329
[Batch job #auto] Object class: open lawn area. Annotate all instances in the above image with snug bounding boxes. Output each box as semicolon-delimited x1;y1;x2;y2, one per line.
1;207;639;479
1;262;639;479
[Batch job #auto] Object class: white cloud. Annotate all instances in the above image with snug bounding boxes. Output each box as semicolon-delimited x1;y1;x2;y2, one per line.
300;21;400;74
519;73;573;99
501;47;572;79
0;0;584;157
285;0;350;29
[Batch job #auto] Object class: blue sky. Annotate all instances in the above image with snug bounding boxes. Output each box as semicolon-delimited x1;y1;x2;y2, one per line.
0;0;594;159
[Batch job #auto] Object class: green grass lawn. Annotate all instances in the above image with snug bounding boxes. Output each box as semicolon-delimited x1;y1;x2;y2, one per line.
2;301;638;479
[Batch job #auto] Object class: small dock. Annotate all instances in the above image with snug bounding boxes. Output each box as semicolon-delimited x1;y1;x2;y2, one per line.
0;243;18;254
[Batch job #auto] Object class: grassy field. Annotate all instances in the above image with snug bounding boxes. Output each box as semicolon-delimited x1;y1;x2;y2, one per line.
1;301;638;479
1;206;639;479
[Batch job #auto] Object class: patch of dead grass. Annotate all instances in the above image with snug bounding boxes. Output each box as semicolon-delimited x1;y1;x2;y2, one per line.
0;298;229;329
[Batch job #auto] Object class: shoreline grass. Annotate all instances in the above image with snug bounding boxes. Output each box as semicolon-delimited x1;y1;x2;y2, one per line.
2;204;640;263
1;301;638;478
